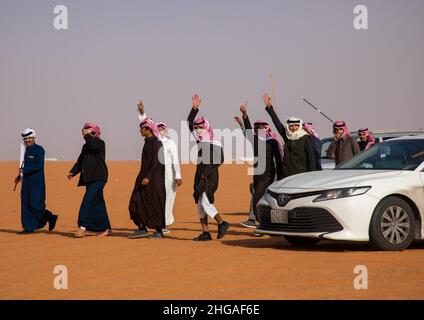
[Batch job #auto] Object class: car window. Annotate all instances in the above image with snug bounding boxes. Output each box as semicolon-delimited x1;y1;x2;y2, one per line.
321;139;332;158
336;140;424;170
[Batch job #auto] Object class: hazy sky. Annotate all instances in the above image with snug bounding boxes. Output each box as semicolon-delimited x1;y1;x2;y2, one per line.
1;0;423;160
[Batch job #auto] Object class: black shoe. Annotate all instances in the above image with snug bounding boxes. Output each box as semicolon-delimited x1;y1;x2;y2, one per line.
151;231;164;239
193;232;212;241
128;229;149;239
217;221;230;239
48;214;58;232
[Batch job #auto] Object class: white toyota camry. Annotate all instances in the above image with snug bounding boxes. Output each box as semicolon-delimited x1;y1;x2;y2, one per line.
256;135;424;251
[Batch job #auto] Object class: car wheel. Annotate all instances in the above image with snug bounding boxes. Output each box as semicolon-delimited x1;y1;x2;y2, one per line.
283;236;320;247
369;196;415;251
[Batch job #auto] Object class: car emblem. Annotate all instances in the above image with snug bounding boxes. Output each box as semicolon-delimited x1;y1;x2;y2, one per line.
278;194;290;207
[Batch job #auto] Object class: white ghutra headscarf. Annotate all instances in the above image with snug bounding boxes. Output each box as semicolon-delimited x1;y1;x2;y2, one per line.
285;117;308;140
19;128;37;173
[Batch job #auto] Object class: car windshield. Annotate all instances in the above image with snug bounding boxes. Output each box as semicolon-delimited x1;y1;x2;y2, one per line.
336;139;424;171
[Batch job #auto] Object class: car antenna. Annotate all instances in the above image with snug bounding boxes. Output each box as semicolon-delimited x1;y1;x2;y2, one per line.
301;96;334;124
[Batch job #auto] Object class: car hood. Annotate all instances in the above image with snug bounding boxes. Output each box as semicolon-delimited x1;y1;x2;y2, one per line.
268;170;404;192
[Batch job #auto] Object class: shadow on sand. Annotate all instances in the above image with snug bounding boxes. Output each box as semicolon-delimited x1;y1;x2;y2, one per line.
222;212;250;217
3;227;422;251
112;225;255;239
221;237;424;252
0;228;75;238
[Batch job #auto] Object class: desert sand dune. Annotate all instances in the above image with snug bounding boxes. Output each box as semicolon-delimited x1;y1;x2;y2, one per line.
1;161;423;299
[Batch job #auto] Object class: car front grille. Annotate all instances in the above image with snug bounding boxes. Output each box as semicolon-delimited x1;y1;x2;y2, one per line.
258;205;343;233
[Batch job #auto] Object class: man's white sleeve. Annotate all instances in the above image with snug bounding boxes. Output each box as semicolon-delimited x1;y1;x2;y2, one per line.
170;140;182;180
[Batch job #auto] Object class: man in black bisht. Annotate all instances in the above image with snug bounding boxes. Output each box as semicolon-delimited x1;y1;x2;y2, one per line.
187;94;230;241
68;123;112;238
128;117;166;239
238;101;284;229
262;93;317;177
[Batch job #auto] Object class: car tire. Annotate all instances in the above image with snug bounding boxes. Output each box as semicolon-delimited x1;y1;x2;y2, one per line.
369;196;415;251
283;236;320;247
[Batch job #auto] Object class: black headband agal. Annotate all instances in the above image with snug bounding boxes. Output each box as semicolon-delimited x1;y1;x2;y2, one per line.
254;121;268;127
139;121;150;129
21;131;34;138
333;121;346;129
286;119;301;125
193;119;205;127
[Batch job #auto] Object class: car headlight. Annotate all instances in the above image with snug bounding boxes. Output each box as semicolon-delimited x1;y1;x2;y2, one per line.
312;186;371;202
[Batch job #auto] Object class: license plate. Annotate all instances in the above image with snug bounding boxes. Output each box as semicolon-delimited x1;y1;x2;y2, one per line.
270;209;289;224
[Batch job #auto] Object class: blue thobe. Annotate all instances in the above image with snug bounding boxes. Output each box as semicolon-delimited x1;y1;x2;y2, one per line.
21;144;51;232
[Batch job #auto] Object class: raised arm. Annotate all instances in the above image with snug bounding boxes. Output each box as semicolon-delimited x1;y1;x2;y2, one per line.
187;94;201;132
263;93;288;143
137;100;147;123
83;133;105;153
240;100;255;144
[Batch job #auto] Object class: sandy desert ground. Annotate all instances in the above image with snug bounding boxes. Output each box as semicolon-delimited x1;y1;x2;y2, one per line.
1;161;423;300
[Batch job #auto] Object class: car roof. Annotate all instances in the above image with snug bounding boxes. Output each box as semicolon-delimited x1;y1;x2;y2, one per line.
388;134;424;141
372;129;424;137
372;129;424;134
321;130;424;142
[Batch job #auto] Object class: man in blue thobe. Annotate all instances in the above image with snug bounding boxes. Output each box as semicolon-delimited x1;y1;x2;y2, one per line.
16;128;58;233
